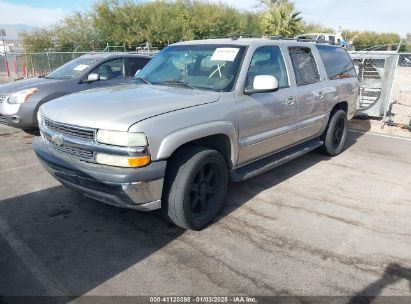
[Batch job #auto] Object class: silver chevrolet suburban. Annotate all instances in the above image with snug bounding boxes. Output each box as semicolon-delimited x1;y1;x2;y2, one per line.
33;38;358;230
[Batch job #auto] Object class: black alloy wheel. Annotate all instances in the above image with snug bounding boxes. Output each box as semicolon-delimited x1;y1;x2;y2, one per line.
164;147;228;230
332;115;347;151
319;109;348;156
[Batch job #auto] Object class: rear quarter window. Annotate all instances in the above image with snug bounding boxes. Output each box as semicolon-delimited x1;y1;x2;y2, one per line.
316;45;357;80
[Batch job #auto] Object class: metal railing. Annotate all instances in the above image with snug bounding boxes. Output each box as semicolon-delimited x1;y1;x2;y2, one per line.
349;49;411;128
135;42;160;56
385;53;411;127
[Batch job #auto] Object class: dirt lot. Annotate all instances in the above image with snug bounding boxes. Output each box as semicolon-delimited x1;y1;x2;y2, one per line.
0;123;410;300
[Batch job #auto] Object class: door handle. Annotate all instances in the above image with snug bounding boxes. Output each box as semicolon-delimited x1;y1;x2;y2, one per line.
286;96;296;106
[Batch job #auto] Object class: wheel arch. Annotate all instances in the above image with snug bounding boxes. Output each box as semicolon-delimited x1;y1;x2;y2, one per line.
332;101;348;114
156;121;238;169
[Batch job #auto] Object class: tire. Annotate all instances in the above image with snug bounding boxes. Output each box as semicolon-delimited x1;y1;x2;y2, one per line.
318;109;348;156
163;146;228;230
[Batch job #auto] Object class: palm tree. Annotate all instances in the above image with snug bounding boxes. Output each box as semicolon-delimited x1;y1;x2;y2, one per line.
259;0;303;37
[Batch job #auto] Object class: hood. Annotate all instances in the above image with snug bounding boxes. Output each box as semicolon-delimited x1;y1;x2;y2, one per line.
40;84;220;131
0;77;68;95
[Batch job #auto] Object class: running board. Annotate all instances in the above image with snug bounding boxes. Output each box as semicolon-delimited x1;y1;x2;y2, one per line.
231;138;323;182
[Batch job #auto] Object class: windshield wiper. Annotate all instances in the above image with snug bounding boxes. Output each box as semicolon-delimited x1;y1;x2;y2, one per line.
159;80;195;89
134;77;152;85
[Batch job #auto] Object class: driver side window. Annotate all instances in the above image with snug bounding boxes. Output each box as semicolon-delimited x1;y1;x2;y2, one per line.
91;58;124;81
246;46;289;90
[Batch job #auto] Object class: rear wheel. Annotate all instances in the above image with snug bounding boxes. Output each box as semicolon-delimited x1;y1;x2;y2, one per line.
164;147;228;230
319;109;348;156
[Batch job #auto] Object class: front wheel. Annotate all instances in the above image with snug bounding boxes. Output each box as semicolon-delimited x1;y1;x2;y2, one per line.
163;147;228;230
318;109;348;156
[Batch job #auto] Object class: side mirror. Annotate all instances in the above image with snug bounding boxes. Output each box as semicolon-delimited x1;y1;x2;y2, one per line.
83;73;100;83
134;69;141;77
244;75;279;95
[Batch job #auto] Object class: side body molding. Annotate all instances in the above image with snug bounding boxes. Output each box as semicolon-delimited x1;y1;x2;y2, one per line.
156;121;238;166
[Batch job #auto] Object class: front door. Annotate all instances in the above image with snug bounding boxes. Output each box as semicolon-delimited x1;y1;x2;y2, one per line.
82;58;126;89
236;46;297;165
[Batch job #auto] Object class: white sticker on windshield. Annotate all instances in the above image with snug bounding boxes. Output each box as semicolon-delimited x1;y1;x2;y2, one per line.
73;64;89;71
210;48;240;61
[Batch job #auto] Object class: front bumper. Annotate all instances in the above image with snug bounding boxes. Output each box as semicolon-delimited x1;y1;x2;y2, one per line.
0;100;38;129
33;137;166;211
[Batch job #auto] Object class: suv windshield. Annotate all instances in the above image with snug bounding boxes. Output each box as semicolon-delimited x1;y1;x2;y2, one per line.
46;57;98;79
136;44;246;91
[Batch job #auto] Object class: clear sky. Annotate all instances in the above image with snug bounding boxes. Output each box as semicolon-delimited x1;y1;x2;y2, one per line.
0;0;409;37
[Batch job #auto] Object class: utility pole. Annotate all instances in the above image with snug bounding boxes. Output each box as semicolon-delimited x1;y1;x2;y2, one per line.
0;29;9;77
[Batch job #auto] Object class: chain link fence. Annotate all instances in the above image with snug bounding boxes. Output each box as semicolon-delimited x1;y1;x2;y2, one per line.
0;44;160;79
0;52;88;78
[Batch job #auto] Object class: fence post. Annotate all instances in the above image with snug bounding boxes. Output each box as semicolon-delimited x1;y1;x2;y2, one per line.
30;54;34;76
46;52;51;71
5;60;9;77
24;53;28;77
22;61;26;77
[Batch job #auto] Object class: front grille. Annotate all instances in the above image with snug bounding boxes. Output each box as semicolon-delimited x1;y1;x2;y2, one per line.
44;118;95;140
0;95;8;103
45;136;94;159
0;114;7;125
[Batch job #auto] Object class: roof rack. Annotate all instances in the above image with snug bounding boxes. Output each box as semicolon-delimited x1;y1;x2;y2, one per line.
296;38;314;42
231;34;261;40
204;34;340;46
207;34;261;40
270;35;295;41
296;37;337;44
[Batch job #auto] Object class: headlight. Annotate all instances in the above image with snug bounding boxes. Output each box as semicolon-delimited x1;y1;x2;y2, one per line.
96;153;151;168
8;88;39;104
96;130;148;147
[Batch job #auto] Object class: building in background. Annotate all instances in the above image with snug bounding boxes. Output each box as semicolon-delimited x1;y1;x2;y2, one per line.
0;41;11;54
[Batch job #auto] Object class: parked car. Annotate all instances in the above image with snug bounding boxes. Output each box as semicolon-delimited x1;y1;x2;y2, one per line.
33;38;358;230
0;53;151;130
295;33;344;45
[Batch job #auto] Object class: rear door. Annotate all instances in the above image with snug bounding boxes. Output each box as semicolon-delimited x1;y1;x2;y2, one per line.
316;44;359;119
287;46;328;143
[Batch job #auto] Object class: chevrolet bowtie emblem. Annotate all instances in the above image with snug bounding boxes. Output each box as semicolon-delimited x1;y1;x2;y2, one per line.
51;134;64;147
